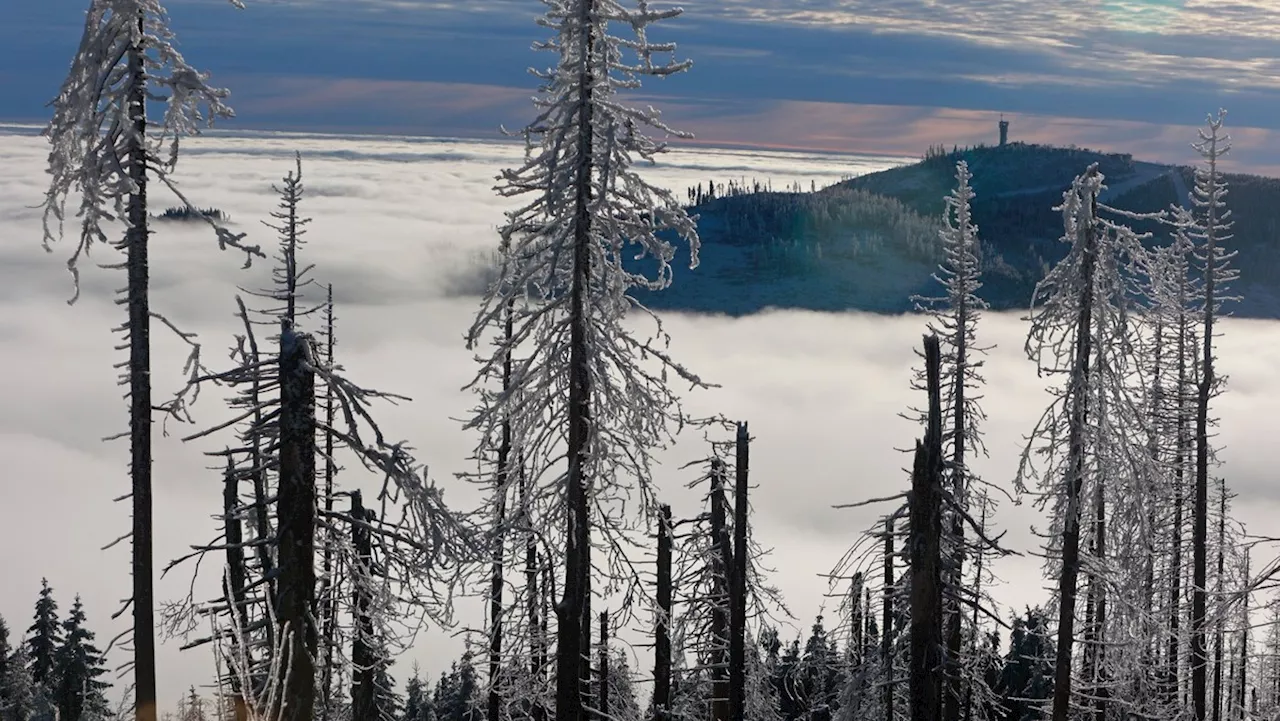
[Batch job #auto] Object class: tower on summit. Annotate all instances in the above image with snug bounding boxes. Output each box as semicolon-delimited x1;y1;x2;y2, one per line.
999;115;1010;147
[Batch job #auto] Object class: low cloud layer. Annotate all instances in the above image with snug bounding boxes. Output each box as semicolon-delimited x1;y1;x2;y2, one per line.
2;130;1278;712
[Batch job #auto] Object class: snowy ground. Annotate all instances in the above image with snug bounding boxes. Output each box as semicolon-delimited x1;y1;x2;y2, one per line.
2;127;1279;711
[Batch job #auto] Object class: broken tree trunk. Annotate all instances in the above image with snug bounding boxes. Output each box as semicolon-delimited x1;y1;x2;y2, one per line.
909;333;945;721
276;324;318;721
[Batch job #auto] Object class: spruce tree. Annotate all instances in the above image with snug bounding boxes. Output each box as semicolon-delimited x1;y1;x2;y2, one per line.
52;596;111;721
5;644;37;721
26;579;61;691
404;665;432;721
0;615;10;715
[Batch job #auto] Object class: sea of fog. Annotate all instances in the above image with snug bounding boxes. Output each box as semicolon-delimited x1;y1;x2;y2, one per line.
1;128;1277;710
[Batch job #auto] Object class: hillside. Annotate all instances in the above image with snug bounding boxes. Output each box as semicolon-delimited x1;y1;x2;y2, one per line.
638;143;1280;318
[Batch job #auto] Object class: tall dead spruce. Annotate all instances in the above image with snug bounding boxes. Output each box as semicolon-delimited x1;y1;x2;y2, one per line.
42;2;261;719
161;158;474;721
908;334;945;721
462;1;702;720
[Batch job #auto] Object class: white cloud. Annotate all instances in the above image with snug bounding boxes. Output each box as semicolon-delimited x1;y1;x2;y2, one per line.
1;128;1276;712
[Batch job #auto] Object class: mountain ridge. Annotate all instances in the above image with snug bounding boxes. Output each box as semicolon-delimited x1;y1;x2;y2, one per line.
638;142;1280;318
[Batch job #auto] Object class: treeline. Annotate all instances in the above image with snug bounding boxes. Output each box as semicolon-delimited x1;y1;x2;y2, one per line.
0;580;112;721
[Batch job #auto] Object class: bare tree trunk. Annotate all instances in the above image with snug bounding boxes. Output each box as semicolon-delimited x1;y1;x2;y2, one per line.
1050;170;1099;721
963;505;988;721
655;504;673;721
524;468;547;721
490;300;514;721
1212;480;1227;721
944;272;970;721
1192;135;1223;721
1168;312;1189;709
350;492;374;721
1237;552;1249;721
224;460;249;721
730;423;749;721
909;334;944;721
125;15;158;721
557;3;596;719
599;611;610;720
320;285;338;717
884;516;896;721
710;461;731;721
1091;475;1108;721
277;326;318;721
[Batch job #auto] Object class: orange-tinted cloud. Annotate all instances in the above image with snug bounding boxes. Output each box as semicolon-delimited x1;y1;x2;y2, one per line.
227;76;1280;176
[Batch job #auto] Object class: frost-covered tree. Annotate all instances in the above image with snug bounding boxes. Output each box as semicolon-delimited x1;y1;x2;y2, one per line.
462;2;702;721
908;160;997;721
1189;110;1236;721
4;644;38;721
41;3;261;719
1016;165;1148;721
52;596;112;721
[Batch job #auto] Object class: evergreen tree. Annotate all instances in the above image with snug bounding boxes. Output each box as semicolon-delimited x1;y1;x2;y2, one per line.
404;665;433;721
5;645;37;721
0;615;10;716
52;596;111;721
178;687;207;721
999;609;1053;721
26;579;61;691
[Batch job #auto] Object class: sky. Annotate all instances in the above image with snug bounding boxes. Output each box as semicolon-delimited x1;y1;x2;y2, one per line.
3;129;1280;713
8;0;1280;172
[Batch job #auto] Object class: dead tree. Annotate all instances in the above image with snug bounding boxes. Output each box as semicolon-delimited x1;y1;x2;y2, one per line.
729;423;749;721
710;461;732;721
599;611;610;719
655;504;673;721
350;491;375;721
908;334;944;721
276;323;318;721
223;458;250;721
884;516;896;721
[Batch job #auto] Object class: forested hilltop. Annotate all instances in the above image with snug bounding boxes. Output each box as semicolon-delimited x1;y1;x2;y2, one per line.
639;142;1280;317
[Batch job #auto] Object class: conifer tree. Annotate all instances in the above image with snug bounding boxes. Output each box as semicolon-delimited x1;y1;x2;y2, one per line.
43;4;262;717
1190;110;1236;721
5;645;37;721
52;597;112;721
463;2;701;719
0;615;10;716
26;580;61;692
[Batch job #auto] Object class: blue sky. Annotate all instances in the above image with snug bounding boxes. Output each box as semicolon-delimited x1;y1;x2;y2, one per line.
9;0;1280;169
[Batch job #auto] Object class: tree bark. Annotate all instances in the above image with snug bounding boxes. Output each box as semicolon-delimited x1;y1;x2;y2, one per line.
1050;169;1099;721
490;300;514;721
944;225;970;721
599;611;610;720
1193;130;1223;721
320;286;338;717
654;504;673;721
277;326;317;721
1211;481;1226;721
350;492;374;721
710;461;731;721
223;460;249;721
730;423;749;721
556;2;597;720
884;516;896;721
125;13;157;721
909;334;945;721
